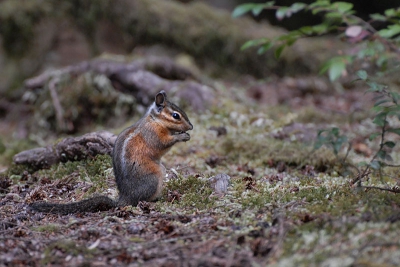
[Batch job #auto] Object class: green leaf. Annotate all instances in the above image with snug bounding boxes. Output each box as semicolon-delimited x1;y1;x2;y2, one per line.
373;116;387;127
358;161;368;167
317;129;326;135
366;81;385;92
378;24;400;38
320;56;353;81
388;128;400;135
257;42;273;55
314;141;323;150
277;34;292;41
371;106;384;113
357;70;368;80
276;7;289;20
325;11;342;19
331;127;339;136
384;141;396;148
328;60;346;81
290;3;307;13
309;0;330;9
311;23;330;34
335;2;353;13
376;55;388;69
232;3;273;18
299;26;314;35
377;150;387;160
250;2;276;16
252;6;264;16
385;8;396;17
374;99;390;107
286;37;297;46
240;38;268;50
333;136;347;154
369;133;380;141
386;105;400;116
370;13;387;21
370;160;381;170
274;44;286;59
232;4;254;18
390;92;400;104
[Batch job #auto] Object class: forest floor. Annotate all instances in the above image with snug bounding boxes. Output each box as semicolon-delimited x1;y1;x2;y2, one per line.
1;74;400;267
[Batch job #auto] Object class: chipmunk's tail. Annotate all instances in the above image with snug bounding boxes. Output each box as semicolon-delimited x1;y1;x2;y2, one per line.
29;195;117;214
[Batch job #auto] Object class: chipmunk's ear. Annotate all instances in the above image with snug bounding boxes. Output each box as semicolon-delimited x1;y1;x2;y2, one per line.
155;91;167;108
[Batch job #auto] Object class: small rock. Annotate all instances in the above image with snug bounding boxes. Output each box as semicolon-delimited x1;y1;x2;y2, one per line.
127;223;145;234
209;173;231;194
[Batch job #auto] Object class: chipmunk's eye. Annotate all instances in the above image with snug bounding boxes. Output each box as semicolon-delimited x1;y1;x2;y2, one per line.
172;112;181;120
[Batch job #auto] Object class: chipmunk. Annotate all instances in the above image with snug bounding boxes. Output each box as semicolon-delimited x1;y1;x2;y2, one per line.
29;91;193;214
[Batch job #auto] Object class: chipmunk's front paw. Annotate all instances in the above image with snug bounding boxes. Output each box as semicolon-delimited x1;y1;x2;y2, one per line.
178;132;190;142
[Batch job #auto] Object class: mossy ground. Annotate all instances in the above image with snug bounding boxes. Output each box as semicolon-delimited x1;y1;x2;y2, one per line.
1;81;400;266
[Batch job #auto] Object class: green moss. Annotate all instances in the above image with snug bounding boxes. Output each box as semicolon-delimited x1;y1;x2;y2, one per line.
36;154;112;182
80;154;112;178
33;223;61;233
230;178;272;208
42;239;94;265
161;175;215;210
280;183;400;261
26;154;114;200
296;106;371;125
7;163;36;177
80;154;113;195
218;133;338;172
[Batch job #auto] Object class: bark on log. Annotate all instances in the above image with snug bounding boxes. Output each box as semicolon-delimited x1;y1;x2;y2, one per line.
13;131;116;170
24;57;195;90
24;57;212;110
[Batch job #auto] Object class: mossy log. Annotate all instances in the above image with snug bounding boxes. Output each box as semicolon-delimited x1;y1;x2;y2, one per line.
23;56;212;134
13;131;116;170
25;56;211;109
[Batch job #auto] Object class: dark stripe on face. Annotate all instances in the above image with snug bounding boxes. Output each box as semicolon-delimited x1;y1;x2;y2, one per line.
167;101;190;122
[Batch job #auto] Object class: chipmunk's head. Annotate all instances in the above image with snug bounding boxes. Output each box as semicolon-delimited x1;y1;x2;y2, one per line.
151;91;193;134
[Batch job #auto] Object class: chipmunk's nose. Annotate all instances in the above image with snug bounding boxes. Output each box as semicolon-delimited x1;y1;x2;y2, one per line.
188;122;193;130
